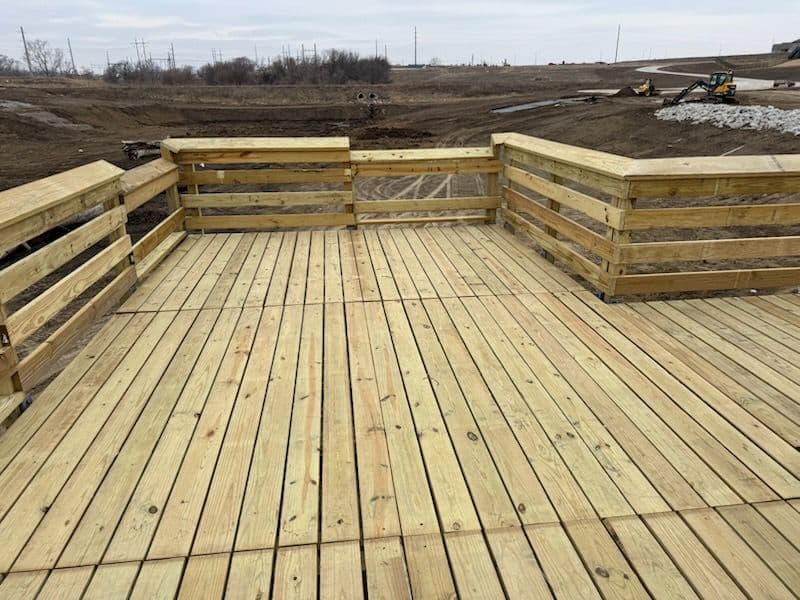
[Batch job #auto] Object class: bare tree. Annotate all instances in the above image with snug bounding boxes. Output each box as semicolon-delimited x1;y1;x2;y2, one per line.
0;54;23;74
24;39;66;76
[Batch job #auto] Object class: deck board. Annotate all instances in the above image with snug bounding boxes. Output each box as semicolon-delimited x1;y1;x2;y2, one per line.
1;225;799;598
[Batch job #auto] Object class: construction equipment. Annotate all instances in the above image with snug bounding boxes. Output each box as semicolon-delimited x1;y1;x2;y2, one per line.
633;78;656;96
663;71;737;105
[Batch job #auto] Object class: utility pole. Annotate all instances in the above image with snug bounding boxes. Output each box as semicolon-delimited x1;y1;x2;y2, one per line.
413;26;418;66
385;44;388;62
314;43;317;63
254;44;258;64
375;39;378;58
614;24;621;63
106;50;111;68
133;39;141;65
67;37;77;74
20;26;33;73
170;43;175;68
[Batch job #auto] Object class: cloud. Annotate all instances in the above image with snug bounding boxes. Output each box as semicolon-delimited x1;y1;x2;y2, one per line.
95;13;193;29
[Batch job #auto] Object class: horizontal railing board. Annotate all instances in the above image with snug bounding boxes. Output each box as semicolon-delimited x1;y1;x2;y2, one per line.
122;160;179;213
628;176;800;198
0;206;127;304
0;161;123;231
17;265;137;390
504;147;628;198
626;154;800;180
623;203;800;230
180;168;351;186
353;160;502;177
135;232;187;280
351;147;494;163
498;132;633;180
504;165;625;228
504;188;616;261
171;150;351;165
353;196;499;214
501;207;609;291
6;236;132;344
120;158;178;194
0;182;121;256
162;136;350;154
618;236;800;264
182;191;353;208
357;215;488;226
614;268;800;295
185;213;355;230
132;208;185;262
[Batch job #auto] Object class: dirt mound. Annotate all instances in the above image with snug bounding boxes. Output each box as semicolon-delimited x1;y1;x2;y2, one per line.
356;127;434;141
613;86;638;97
772;59;800;69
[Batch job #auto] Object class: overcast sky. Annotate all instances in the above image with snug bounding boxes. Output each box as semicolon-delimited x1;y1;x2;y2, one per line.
0;1;796;70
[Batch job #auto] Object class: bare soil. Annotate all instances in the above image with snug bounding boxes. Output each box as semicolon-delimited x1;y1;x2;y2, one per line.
2;59;800;397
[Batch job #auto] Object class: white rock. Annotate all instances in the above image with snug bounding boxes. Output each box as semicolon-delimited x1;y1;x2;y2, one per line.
655;104;800;136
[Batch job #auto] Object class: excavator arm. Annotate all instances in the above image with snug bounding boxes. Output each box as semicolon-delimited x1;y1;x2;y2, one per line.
664;79;708;105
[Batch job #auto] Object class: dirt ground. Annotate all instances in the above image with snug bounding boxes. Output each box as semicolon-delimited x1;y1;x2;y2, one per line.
1;58;799;399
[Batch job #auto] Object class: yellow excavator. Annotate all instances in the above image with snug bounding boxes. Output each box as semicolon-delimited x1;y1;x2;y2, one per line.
664;71;737;105
633;78;656;96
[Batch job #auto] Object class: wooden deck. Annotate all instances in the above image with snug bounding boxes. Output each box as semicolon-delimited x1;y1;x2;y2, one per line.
1;225;799;599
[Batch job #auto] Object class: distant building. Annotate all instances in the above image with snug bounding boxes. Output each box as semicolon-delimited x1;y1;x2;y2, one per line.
772;39;800;59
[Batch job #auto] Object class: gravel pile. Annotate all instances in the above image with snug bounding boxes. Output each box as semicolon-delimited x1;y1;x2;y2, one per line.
655;104;800;136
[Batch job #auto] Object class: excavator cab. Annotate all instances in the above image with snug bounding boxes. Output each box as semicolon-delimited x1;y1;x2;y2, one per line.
709;71;736;98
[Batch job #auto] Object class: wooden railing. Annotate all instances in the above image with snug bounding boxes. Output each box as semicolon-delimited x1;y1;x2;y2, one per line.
1;133;798;417
351;147;501;225
0;161;131;416
494;132;800;298
162;138;502;230
163;137;356;230
0;156;184;420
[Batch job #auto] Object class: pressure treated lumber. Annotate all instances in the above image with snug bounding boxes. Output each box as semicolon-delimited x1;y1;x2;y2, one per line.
1;226;799;598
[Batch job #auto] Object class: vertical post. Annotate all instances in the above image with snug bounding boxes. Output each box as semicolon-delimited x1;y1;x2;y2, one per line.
486;142;500;224
162;146;197;232
413;26;418;66
600;194;635;299
106;180;131;276
67;38;77;74
20;26;33;73
542;174;562;263
344;151;356;229
0;303;24;427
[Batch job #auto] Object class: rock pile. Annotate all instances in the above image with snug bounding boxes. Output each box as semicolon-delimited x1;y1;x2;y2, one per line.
655;104;800;136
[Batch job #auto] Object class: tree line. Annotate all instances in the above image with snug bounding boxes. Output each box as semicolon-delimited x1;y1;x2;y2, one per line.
0;42;391;85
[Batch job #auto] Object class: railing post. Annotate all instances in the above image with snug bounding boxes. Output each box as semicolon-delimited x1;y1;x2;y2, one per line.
345;140;357;229
601;194;635;299
159;147;184;218
541;174;563;263
0;303;24;425
486;142;500;224
105;180;131;277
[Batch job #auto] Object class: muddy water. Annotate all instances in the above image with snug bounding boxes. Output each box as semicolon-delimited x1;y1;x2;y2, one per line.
491;95;600;114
